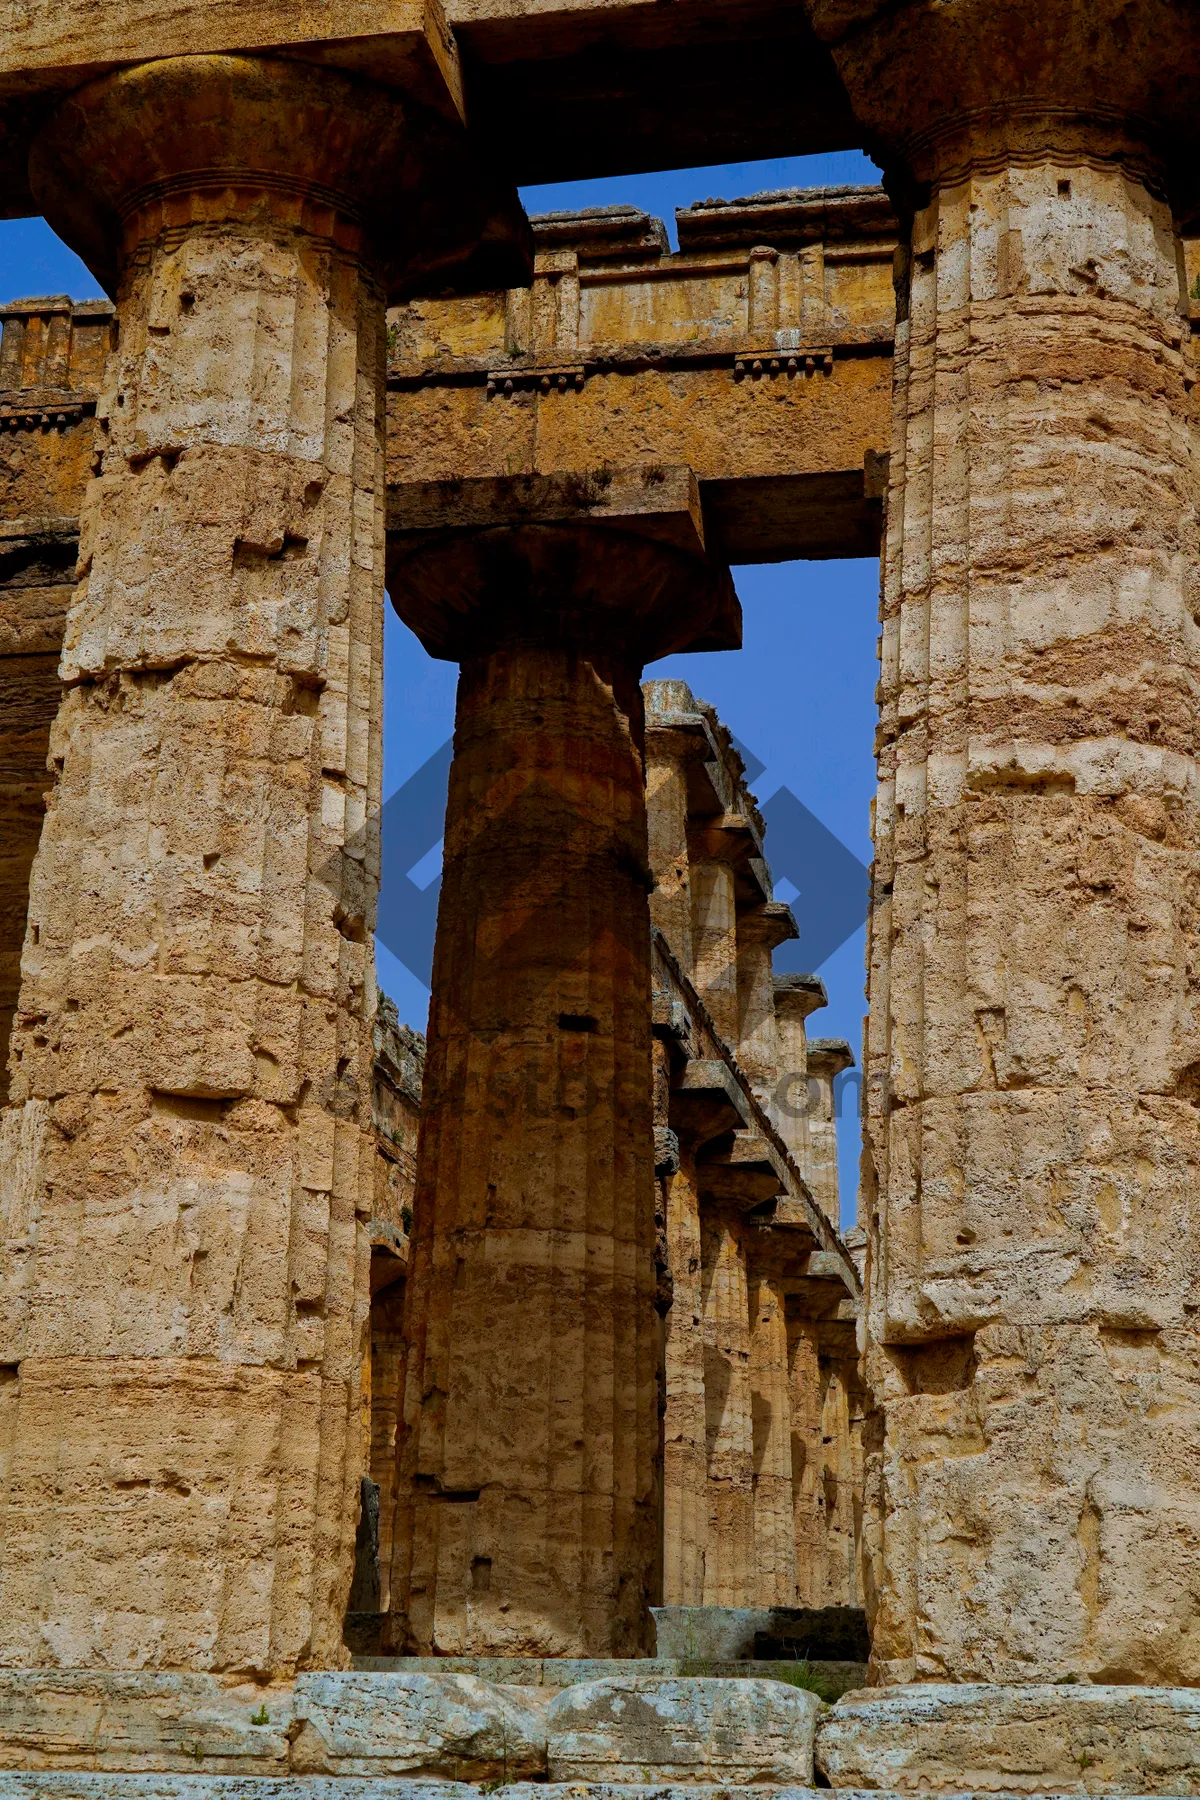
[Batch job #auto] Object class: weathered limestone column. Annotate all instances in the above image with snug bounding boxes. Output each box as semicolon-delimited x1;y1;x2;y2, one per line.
661;1153;707;1606
770;972;826;1167
807;0;1200;1683
0;53;520;1673
689;847;739;1043
735;902;798;1101
803;1038;853;1228
645;681;703;972
699;1206;755;1606
747;1259;798;1606
387;469;738;1654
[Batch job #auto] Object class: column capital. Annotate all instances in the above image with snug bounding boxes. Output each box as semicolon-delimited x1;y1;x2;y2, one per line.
29;52;530;302
804;0;1200;195
388;465;740;667
774;971;827;1024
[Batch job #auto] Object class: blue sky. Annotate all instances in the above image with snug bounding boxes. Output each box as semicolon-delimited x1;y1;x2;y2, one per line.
0;145;882;1222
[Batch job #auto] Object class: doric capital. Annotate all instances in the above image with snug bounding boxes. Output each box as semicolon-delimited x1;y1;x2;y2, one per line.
387;466;741;669
29;54;530;301
804;0;1200;198
774;971;828;1024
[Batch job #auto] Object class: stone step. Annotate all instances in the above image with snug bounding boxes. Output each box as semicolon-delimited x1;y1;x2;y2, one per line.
0;1781;1182;1798
0;1671;1196;1795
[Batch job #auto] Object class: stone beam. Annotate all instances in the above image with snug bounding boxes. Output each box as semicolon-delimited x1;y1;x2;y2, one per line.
387;187;897;565
0;0;856;216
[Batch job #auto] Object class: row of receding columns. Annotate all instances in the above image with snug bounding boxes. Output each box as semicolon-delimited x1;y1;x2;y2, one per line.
1;0;1199;1681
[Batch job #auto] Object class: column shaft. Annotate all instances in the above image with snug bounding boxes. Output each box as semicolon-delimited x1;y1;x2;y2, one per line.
662;1152;706;1604
690;862;738;1044
749;1267;797;1605
0;161;384;1672
391;646;659;1655
865;147;1200;1681
646;741;694;971
700;1205;754;1605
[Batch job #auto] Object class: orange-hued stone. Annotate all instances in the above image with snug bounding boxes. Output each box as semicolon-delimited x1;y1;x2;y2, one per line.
808;0;1200;1687
0;48;522;1676
391;642;662;1655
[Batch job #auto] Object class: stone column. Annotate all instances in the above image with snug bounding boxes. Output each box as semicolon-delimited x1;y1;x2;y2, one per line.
807;0;1200;1683
747;1261;798;1606
803;1038;853;1228
386;469;738;1654
689;859;738;1043
662;1152;707;1606
699;1206;755;1606
786;1315;826;1606
735;901;798;1102
770;972;826;1167
0;52;521;1674
644;679;708;972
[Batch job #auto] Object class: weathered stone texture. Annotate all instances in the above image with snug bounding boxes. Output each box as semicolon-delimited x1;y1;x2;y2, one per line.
365;999;424;1615
0;55;397;1675
291;1672;546;1779
644;682;863;1617
388;191;896;565
808;0;1200;1688
817;1683;1200;1796
545;1675;821;1785
388;635;664;1658
0;299;115;1103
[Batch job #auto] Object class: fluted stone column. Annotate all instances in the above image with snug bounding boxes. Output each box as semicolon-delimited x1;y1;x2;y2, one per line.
748;1262;797;1606
771;972;826;1167
0;53;521;1674
699;1206;754;1606
735;902;797;1102
386;472;738;1654
807;0;1200;1683
690;860;738;1044
662;1154;707;1605
803;1038;853;1228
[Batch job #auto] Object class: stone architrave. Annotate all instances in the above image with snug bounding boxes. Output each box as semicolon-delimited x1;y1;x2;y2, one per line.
806;0;1200;1685
385;467;739;1656
0;50;525;1674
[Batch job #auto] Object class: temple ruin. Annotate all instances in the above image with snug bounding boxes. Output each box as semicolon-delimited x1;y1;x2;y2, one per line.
1;0;1200;1792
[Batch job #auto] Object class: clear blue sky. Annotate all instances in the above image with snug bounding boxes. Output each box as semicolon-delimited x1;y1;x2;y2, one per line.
0;145;882;1223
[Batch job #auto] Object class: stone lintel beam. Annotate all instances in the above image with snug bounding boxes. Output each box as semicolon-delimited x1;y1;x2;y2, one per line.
388;465;740;665
0;5;859;217
0;0;467;122
670;1059;753;1147
697;1129;788;1210
676;183;896;252
391;465;706;556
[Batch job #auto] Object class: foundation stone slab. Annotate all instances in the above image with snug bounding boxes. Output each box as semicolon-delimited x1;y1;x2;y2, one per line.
289;1673;547;1779
816;1684;1200;1795
0;1672;293;1774
545;1675;821;1784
